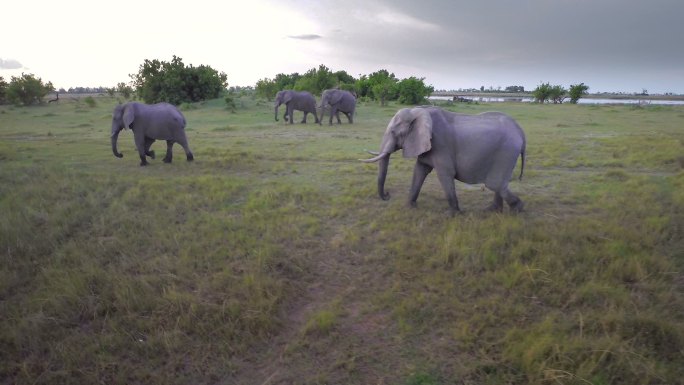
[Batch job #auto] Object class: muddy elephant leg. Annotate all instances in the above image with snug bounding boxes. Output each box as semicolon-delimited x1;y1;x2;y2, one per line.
144;137;156;159
163;140;174;163
408;162;432;208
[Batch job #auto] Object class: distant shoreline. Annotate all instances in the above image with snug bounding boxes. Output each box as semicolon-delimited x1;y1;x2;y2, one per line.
431;91;684;101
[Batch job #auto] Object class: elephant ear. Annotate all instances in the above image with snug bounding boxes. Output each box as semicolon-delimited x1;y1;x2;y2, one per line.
402;108;432;158
282;92;293;103
330;91;343;105
122;104;135;129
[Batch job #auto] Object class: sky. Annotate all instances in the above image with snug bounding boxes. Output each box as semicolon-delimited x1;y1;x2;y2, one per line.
2;0;683;94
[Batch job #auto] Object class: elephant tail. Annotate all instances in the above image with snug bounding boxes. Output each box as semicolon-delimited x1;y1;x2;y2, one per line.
519;148;525;180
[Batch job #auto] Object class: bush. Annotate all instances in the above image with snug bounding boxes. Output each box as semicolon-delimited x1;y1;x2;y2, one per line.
396;77;434;105
6;73;54;106
84;96;96;108
569;82;590;104
131;56;228;105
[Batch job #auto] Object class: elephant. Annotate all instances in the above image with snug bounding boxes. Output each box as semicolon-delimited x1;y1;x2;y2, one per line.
274;90;320;124
360;107;526;215
111;102;194;166
319;89;356;125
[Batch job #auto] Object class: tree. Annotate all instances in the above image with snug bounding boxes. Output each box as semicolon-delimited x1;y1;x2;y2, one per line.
568;83;589;104
549;85;567;104
396;77;434;105
117;82;134;99
356;69;398;103
0;76;7;105
532;82;552;103
6;73;54;106
130;56;227;105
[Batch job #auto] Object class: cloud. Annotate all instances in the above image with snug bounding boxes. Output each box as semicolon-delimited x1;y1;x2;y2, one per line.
0;58;23;70
376;11;440;31
287;34;322;41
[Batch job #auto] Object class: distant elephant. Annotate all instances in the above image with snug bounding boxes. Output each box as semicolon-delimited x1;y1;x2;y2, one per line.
319;89;356;125
274;90;320;124
111;102;194;166
361;107;526;214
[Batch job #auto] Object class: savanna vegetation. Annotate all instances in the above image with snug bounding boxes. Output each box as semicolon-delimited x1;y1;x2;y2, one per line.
1;95;683;384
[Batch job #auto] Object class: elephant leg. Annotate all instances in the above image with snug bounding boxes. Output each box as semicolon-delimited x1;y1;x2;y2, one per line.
287;106;294;124
486;192;504;212
335;111;342;124
135;133;148;166
301;112;308;124
329;107;336;125
163;140;174;163
176;134;194;162
436;168;461;214
408;162;432;207
144;137;156;159
501;188;524;212
344;111;353;124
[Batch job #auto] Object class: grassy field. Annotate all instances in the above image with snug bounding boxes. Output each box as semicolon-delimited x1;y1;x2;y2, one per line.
1;95;683;384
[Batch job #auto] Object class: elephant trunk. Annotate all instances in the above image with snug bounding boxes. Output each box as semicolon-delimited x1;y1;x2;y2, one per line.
111;127;123;158
377;154;391;200
274;103;280;121
359;136;396;200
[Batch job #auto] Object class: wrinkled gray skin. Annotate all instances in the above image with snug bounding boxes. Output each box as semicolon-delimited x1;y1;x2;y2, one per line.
319;89;356;125
111;102;194;166
361;107;526;215
274;90;320;124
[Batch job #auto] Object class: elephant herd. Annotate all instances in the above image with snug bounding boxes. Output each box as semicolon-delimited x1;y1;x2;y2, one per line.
274;89;357;126
110;93;526;214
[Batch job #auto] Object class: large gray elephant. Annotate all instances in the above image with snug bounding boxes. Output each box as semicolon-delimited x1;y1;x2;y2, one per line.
361;107;526;215
274;90;320;124
319;89;356;125
111;102;194;166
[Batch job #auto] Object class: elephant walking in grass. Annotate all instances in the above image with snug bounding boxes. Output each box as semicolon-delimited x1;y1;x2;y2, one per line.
361;107;526;215
320;89;356;125
274;90;320;124
111;102;194;166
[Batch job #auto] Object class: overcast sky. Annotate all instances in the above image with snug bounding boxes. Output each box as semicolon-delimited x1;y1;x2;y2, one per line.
2;0;683;94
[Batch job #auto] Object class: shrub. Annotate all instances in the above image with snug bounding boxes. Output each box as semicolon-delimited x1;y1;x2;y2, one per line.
6;73;54;106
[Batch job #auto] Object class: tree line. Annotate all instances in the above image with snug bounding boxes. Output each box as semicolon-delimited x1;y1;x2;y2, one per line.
255;65;434;105
1;56;590;107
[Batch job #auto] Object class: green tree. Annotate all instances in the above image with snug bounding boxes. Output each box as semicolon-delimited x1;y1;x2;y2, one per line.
549;85;567;104
396;77;434;105
356;69;398;103
117;82;134;99
294;64;337;94
0;76;8;104
255;77;279;100
532;82;552;103
568;82;589;104
6;73;54;106
130;56;227;105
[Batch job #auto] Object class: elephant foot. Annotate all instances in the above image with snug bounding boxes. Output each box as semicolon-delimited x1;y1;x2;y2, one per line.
485;203;504;213
447;208;463;217
509;200;525;213
186;153;194;162
147;150;155;159
163;157;172;163
139;161;149;166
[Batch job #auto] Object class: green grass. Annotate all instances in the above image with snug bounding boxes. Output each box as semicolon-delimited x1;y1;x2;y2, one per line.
1;96;683;384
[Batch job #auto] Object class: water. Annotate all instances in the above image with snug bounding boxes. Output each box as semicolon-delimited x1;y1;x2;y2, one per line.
428;95;684;105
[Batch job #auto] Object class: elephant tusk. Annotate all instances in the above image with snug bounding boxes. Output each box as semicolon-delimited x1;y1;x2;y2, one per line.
359;152;389;163
365;149;380;156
